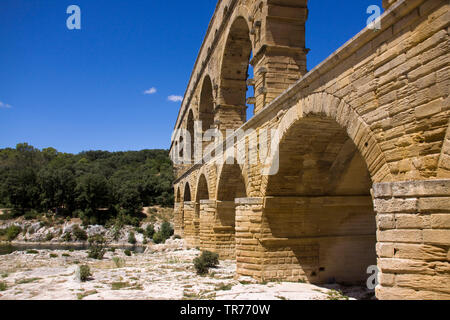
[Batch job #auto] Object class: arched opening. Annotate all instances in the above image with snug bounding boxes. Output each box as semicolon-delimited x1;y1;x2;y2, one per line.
182;182;198;246
186;110;195;163
218;17;253;130
194;174;209;244
199;76;215;133
264;116;376;295
215;164;246;259
196;174;209;202
175;186;181;203
199;76;215;156
246;51;255;120
183;183;191;202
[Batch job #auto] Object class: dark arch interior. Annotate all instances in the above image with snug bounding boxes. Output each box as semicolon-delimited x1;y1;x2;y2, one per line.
214;164;246;259
183;183;192;202
199;77;215;132
196;174;209;202
264;116;376;288
175;187;181;202
186;110;195;163
219;17;252;126
217;164;246;201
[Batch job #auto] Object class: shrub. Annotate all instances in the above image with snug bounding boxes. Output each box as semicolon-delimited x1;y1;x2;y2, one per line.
160;222;174;239
24;210;39;220
145;224;155;238
72;225;88;241
49;253;58;258
135;227;144;234
72;209;83;218
88;246;105;260
173;234;181;240
128;232;136;245
0;281;7;291
193;251;219;275
87;234;106;260
62;253;70;257
6;225;22;241
112;257;125;268
124;249;131;256
26;249;39;254
193;257;208;275
45;233;54;241
152;232;164;244
112;224;122;241
62;232;72;242
79;265;91;282
142;237;148;245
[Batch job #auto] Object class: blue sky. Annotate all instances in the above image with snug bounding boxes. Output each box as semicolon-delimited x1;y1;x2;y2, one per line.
0;0;382;154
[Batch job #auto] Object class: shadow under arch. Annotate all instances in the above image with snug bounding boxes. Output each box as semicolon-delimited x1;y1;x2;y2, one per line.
199;75;215;133
183;182;192;202
186;109;195;164
193;174;210;243
214;163;247;259
262;114;378;287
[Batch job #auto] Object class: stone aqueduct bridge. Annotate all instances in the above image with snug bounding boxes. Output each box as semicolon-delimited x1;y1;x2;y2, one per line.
169;0;449;299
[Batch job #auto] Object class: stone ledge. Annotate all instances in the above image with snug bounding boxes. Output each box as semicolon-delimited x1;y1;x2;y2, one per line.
235;197;264;205
373;179;450;198
199;199;216;205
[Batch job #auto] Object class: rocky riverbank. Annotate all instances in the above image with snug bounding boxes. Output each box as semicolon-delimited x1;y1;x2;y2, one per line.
0;240;374;300
0;217;167;246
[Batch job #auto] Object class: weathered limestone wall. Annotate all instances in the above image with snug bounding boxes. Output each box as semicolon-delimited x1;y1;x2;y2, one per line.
374;179;450;300
174;202;184;237
214;201;236;259
264;196;377;284
199;200;216;252
183;201;198;247
235;197;377;284
235;198;265;278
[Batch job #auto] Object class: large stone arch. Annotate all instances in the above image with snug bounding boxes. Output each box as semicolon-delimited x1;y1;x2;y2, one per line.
213;163;247;259
240;92;393;286
182;180;198;246
198;75;216;157
260;92;393;194
195;173;210;202
216;13;253;132
185;109;195;164
199;75;215;132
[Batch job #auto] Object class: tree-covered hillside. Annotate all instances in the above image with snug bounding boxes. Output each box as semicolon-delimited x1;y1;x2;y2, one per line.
0;143;174;225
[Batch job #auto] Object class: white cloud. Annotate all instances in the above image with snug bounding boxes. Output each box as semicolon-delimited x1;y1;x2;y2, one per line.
168;95;183;102
144;87;157;95
0;101;12;109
